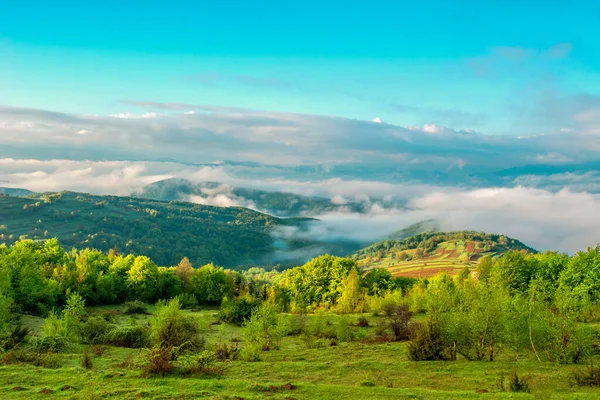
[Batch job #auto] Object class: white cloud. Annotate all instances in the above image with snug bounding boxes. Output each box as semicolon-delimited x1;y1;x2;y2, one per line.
109;112;160;119
372;117;382;123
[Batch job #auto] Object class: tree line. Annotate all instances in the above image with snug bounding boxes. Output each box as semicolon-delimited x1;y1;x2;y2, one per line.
2;237;600;366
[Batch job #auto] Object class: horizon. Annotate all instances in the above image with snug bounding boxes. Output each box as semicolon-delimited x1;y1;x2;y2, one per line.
2;0;600;253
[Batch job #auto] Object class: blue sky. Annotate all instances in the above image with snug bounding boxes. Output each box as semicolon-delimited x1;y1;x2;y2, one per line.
1;0;599;135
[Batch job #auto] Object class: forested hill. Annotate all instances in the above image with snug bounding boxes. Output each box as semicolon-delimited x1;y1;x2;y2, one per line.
134;178;406;217
0;187;33;197
0;191;319;268
353;231;537;277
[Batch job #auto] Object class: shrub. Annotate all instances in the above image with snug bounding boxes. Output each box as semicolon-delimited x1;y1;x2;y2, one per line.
508;371;531;393
336;316;359;342
81;350;93;369
124;300;148;315
0;325;29;351
407;319;447;361
80;316;112;344
150;299;204;351
214;342;239;361
36;353;64;369
175;293;199;310
356;316;369;327
244;304;289;351
141;345;177;376
91;345;106;356
571;361;600;387
106;322;150;348
178;351;219;375
382;303;412;341
30;335;69;353
219;297;260;326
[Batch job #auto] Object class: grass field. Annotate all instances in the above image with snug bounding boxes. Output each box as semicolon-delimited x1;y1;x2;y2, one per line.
359;240;501;278
1;305;599;399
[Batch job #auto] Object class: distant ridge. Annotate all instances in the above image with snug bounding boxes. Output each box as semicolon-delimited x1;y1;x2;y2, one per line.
133;178;406;217
0;187;33;197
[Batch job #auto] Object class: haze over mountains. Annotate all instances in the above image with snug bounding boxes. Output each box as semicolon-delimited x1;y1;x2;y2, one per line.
133;178;406;217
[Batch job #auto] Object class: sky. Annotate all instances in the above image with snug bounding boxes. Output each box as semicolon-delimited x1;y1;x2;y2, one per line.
1;0;600;252
2;0;600;134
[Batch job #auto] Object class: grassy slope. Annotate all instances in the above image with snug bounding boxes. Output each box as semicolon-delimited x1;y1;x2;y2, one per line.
0;191;310;268
355;232;536;278
1;307;598;399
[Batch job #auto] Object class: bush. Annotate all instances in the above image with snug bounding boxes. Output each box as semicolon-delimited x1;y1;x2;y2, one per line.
175;293;199;310
81;350;93;369
382;303;412;341
30;335;69;353
571;361;600;387
178;351;219;375
80;316;112;345
356;316;369;327
106;322;150;348
0;325;29;350
244;304;289;351
407;319;447;361
150;299;204;351
141;344;177;376
219;297;260;326
214;342;239;361
124;301;148;315
509;371;531;393
336;316;361;343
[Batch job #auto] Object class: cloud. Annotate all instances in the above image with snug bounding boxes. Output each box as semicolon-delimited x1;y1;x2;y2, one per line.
410;186;600;253
543;42;573;59
109;112;160;119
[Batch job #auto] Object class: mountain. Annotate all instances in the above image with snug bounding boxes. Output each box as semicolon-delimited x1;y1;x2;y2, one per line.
0;187;33;197
385;219;441;240
0;191;361;268
133;178;406;217
353;231;536;277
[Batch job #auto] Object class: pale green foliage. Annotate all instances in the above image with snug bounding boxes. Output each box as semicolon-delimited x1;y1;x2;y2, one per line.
150;298;204;351
42;292;86;342
367;289;404;316
336;268;365;314
243;303;289;352
127;256;158;301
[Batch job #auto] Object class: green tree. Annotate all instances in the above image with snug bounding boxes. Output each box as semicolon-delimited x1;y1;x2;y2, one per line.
127;256;159;301
337;268;364;314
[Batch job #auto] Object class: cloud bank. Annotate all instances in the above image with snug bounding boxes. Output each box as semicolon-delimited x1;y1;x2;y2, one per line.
1;102;600;253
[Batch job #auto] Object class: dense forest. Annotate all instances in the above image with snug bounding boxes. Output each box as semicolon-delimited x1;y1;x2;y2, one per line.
0;191;325;268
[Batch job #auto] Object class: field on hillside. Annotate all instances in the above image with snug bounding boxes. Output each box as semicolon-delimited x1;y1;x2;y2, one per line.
1;305;599;399
358;239;502;277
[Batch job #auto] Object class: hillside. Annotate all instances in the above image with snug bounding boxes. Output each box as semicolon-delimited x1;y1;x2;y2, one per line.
0;191;335;268
134;178;406;217
354;231;536;277
0;187;33;197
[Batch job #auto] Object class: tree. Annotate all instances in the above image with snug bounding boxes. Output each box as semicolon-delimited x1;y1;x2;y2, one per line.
337;269;364;314
243;303;288;351
174;257;195;293
476;256;493;281
127;256;159;301
362;268;394;296
192;263;229;304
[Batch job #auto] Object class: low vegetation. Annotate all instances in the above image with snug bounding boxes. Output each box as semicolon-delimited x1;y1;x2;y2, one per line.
0;236;600;398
